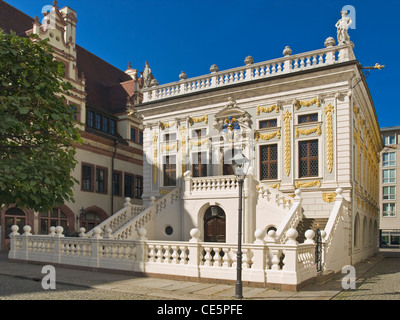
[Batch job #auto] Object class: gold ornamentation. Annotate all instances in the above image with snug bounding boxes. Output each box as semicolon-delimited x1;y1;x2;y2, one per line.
255;129;281;141
295;97;321;110
324;104;334;173
189;138;210;150
188;115;208;126
283;110;292;177
268;183;281;190
295;125;321;138
161;142;178;152
257;105;279;115
295;180;321;189
159;121;175;130
153;131;158;185
160;189;171;195
322;192;337;203
180;126;187;174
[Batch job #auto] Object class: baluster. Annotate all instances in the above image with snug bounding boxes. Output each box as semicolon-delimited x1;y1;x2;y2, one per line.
271;64;276;74
213;247;221;267
222;248;230;267
149;244;156;262
155;245;163;263
171;245;178;264
312;55;317;66
271;249;282;270
277;63;282;73
203;247;212;266
300;58;305;69
181;245;188;265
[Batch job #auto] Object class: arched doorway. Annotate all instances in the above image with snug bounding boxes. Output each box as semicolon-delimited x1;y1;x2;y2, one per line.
204;206;226;242
3;207;26;251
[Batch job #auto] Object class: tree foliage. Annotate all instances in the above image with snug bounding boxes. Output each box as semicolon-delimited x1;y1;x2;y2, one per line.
0;30;82;211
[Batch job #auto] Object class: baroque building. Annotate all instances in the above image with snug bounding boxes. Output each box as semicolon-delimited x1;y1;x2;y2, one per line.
4;5;384;288
0;1;146;250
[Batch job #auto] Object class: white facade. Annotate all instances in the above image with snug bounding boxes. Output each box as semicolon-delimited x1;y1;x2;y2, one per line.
9;11;383;287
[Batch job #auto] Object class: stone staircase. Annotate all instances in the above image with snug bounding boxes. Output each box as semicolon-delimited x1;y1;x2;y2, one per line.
296;217;328;243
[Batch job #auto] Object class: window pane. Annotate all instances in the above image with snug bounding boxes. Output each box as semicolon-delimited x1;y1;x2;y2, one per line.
82;166;92;191
102;117;109;133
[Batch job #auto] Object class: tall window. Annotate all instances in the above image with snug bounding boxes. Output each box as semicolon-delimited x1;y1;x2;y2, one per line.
96;168;107;193
383;169;396;184
383;186;396;200
112;172;122;196
124;174;134;198
383;203;396;217
260;144;278;180
383;153;396;167
299;140;319;177
40;208;68;235
87;111;94;127
130;127;136;142
192;152;207;177
80;212;101;231
163;155;176;186
135;176;143;199
139;131;143;145
82;165;93;191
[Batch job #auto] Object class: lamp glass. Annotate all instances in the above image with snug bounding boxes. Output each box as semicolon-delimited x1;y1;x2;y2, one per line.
231;153;250;177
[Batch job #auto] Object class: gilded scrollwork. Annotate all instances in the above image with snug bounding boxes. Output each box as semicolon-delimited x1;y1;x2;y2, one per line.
255;129;281;141
283;110;292;177
295;124;321;138
324;104;335;173
257;104;279;116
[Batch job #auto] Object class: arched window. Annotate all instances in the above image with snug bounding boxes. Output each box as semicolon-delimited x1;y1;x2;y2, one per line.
4;208;26;239
80;211;102;231
354;213;360;247
40;208;68;235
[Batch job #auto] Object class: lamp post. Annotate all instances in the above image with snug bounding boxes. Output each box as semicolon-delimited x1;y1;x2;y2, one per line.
231;152;250;300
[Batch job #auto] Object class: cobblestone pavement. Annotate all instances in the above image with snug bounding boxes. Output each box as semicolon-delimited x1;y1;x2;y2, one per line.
0;274;165;300
333;248;400;300
0;249;399;301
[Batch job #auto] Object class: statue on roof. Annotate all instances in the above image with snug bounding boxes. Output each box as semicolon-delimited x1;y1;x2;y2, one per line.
142;61;155;88
335;10;353;44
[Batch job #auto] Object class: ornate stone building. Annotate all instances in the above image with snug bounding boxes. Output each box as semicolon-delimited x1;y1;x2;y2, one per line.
3;4;383;287
0;1;145;250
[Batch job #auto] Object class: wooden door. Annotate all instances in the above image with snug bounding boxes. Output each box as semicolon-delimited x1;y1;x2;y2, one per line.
204;207;226;242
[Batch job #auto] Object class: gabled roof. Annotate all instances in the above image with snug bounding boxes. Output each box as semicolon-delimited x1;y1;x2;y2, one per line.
0;1;34;35
75;45;136;114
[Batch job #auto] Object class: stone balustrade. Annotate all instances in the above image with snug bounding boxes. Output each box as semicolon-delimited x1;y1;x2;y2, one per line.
85;198;145;238
8;224;317;289
142;43;354;103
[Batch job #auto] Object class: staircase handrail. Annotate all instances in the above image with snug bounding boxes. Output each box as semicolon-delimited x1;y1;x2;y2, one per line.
112;187;181;240
322;188;348;255
85;198;145;238
271;189;303;244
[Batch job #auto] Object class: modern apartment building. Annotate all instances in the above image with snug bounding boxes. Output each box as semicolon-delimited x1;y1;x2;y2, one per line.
380;126;400;247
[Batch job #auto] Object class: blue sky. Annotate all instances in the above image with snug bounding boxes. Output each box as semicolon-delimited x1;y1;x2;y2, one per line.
6;0;400;128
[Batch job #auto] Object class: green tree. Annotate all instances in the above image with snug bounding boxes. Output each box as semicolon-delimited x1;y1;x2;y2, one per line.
0;30;82;211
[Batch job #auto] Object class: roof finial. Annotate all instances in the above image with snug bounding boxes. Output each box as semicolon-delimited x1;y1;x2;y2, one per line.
53;0;58;9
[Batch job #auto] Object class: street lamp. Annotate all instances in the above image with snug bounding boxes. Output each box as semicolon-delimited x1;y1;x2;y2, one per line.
231;152;250;299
